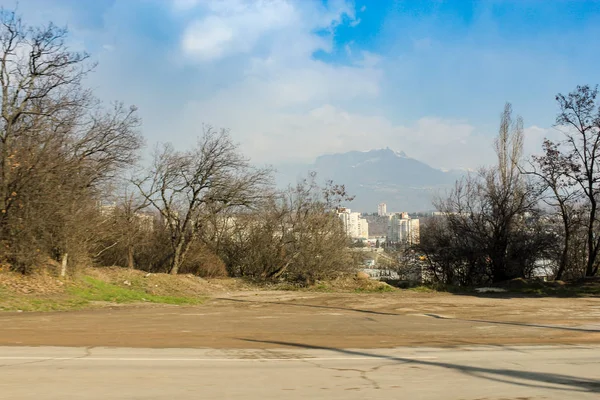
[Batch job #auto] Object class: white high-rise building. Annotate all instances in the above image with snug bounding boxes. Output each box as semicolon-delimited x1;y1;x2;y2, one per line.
337;208;369;239
357;218;369;240
337;208;359;237
377;203;387;216
387;212;420;245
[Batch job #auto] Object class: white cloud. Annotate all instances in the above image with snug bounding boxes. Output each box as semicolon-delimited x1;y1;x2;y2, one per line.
522;125;564;157
182;16;237;61
354;50;382;68
172;0;499;171
180;98;495;170
181;0;323;62
350;18;361;27
12;0;583;175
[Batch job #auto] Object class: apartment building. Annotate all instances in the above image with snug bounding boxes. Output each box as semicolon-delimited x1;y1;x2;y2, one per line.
337;207;369;240
387;212;420;245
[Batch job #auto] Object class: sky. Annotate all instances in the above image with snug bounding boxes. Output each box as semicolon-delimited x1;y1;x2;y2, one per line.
12;0;600;170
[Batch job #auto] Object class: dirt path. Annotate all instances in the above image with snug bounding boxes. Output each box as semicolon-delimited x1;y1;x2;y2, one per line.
1;291;599;348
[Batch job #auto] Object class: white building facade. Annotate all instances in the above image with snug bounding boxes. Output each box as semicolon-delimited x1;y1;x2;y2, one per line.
377;203;387;216
337;208;369;240
387;212;420;245
357;217;369;239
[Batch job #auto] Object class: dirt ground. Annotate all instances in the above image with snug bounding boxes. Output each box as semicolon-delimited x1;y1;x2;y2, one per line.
1;290;599;349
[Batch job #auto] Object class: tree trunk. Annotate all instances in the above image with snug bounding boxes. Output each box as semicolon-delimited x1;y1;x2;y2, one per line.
60;253;68;277
170;244;183;275
0;135;10;229
586;235;594;276
266;263;289;280
491;265;508;283
555;230;569;281
170;239;192;275
586;239;599;277
490;246;509;283
555;247;567;281
586;199;597;277
127;244;135;269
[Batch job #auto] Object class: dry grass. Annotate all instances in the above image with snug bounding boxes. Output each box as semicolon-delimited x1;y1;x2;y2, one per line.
0;266;243;311
0;269;67;295
84;266;254;295
0;267;400;312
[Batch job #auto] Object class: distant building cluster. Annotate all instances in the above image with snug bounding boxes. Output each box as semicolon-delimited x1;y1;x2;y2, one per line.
337;202;420;246
336;207;369;240
387;212;420;245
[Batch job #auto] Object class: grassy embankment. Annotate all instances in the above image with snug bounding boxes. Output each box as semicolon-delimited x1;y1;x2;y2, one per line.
0;268;208;312
1;267;598;312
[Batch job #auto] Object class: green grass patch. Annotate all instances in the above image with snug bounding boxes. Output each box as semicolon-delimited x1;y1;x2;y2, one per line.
68;277;202;305
0;275;204;312
312;282;334;292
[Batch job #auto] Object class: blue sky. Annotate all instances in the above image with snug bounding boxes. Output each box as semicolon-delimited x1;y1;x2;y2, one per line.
13;0;600;170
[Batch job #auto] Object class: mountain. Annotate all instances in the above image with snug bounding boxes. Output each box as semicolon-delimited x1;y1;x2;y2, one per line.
274;148;464;212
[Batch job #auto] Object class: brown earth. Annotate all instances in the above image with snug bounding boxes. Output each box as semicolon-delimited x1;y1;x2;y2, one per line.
1;290;599;349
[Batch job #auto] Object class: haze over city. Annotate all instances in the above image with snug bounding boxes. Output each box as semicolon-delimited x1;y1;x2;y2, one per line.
13;0;600;170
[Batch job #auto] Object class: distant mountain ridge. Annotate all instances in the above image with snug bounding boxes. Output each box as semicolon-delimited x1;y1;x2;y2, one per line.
275;148;463;212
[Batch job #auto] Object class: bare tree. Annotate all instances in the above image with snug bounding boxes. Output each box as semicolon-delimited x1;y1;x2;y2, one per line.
94;187;152;270
481;103;538;281
421;103;546;284
526;140;584;279
554;85;600;277
0;11;91;219
135;128;271;275
0;10;143;272
216;172;356;284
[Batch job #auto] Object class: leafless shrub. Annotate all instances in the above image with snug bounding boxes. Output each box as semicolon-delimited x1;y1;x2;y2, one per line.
134;127;272;275
215;173;357;285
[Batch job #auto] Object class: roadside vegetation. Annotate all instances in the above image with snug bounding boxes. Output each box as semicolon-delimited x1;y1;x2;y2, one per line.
0;10;358;287
413;90;600;286
0;10;599;310
0;267;397;312
0;267;211;311
68;277;203;305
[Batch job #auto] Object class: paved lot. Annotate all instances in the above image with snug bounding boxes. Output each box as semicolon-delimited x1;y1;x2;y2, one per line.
2;292;599;398
1;345;599;399
1;292;599;348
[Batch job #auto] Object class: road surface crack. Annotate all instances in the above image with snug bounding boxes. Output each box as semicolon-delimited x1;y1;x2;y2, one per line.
300;359;394;390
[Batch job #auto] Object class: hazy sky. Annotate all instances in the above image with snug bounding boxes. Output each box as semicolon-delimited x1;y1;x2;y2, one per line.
14;0;600;170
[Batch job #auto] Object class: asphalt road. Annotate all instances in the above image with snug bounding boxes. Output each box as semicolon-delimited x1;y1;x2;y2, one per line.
1;345;599;399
